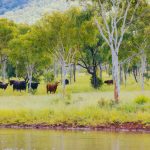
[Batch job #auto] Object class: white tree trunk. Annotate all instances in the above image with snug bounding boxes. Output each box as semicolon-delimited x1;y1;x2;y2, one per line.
61;61;67;97
27;65;33;92
28;74;32;92
120;64;123;84
112;50;120;102
69;64;72;84
140;52;146;91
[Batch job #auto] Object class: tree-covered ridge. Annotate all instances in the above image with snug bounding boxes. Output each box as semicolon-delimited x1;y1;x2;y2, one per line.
0;0;79;24
0;0;29;15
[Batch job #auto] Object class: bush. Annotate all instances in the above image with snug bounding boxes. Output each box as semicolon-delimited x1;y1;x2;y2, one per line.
144;73;150;80
44;72;54;83
90;76;103;89
134;96;150;105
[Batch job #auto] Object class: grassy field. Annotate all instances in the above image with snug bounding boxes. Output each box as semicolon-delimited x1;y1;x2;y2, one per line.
0;72;150;96
0;92;150;126
0;73;150;127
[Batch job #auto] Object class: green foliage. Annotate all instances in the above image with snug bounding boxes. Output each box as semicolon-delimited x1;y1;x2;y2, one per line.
44;72;54;83
6;62;16;78
90;76;103;89
134;96;150;105
144;73;150;80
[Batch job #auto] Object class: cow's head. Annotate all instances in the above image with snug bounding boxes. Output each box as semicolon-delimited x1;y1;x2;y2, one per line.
9;80;15;86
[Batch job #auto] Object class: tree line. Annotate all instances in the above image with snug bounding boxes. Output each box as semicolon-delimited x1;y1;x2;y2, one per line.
0;0;150;101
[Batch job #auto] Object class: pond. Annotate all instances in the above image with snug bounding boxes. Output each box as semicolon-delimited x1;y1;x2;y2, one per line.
0;129;150;150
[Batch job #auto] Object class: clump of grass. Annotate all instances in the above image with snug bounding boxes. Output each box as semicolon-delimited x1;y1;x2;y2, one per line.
64;93;72;105
134;96;150;105
97;98;115;108
116;103;138;113
51;98;61;104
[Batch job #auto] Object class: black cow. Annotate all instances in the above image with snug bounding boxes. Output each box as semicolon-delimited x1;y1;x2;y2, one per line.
0;83;9;90
28;82;39;90
12;81;27;92
9;80;16;86
104;80;113;85
65;79;69;85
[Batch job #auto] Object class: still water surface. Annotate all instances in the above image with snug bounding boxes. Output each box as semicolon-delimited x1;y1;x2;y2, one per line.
0;129;150;150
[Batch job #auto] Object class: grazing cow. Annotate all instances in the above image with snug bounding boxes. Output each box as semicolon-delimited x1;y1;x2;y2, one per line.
47;82;60;94
9;80;16;86
65;79;69;85
104;80;113;85
0;83;9;90
28;82;40;90
12;81;27;92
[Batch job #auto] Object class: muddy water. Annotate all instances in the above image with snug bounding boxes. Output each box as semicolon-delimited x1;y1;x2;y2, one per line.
0;129;150;150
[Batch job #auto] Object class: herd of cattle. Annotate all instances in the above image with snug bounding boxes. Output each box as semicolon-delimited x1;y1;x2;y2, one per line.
0;80;39;91
0;80;60;93
0;79;113;93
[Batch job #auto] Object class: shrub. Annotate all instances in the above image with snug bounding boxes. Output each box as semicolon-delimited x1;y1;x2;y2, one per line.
134;96;150;105
90;76;103;89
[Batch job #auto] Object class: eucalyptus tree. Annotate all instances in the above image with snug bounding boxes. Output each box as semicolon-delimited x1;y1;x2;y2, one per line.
11;23;30;78
93;0;144;102
71;0;141;102
64;7;109;88
9;26;50;91
40;8;79;96
0;19;16;82
130;4;150;91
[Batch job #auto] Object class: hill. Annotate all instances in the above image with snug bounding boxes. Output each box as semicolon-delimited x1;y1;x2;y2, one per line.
0;0;79;24
0;0;29;15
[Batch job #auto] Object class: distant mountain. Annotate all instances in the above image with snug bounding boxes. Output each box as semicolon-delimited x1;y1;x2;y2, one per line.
0;0;29;15
0;0;79;24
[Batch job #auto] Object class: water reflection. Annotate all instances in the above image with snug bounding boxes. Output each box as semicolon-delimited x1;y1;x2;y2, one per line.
0;129;150;150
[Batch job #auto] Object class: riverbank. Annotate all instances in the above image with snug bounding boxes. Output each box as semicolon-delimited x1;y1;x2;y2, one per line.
0;92;150;132
0;122;150;132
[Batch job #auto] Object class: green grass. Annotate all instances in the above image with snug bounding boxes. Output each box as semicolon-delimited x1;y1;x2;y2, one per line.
0;72;150;96
0;73;150;126
0;91;150;126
